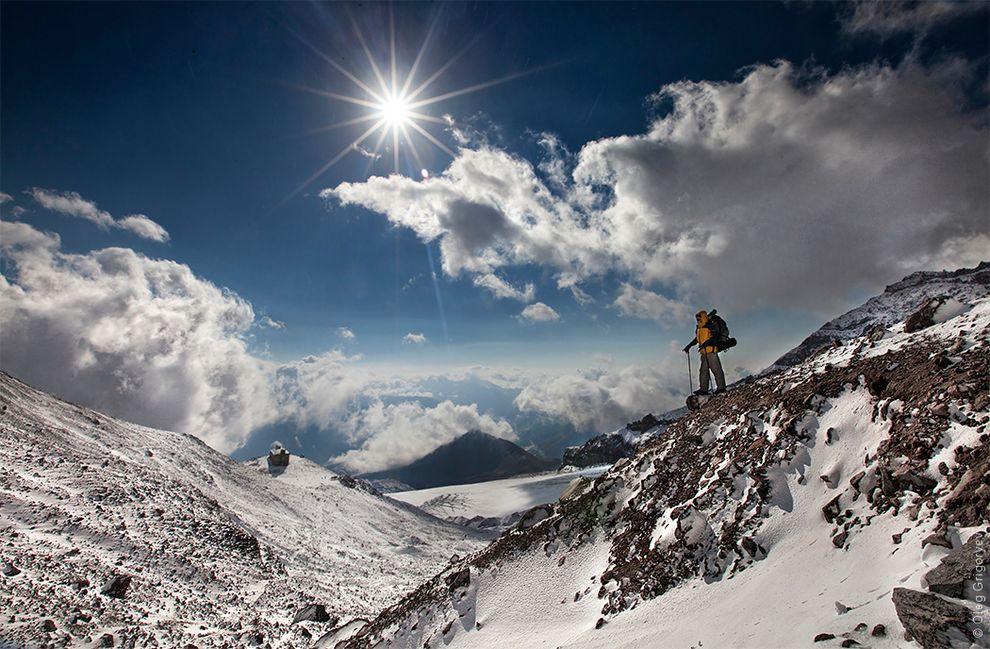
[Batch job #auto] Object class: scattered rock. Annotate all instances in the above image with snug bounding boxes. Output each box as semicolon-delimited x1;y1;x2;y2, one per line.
923;532;989;599
832;531;848;548
929;403;950;419
892;587;976;649
99;634;114;647
813;633;835;642
100;574;132;598
871;624;886;637
42;619;56;632
595;617;606;630
921;529;952;550
854;623;867;632
1;561;20;577
841;640;859;648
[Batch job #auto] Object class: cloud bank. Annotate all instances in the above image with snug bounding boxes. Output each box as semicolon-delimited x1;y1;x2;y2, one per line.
326;59;988;317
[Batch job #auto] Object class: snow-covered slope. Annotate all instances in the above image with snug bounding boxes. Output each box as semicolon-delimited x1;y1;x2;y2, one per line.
340;293;990;648
391;465;610;523
772;261;989;368
0;373;488;648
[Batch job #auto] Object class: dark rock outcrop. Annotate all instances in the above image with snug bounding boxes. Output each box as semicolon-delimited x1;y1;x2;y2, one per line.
904;296;948;333
292;604;336;624
923;533;988;599
892;587;977;649
561;433;636;468
100;575;131;599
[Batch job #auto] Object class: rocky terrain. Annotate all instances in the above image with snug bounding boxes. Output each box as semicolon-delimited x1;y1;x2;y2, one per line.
772;261;989;368
560;413;676;469
0;376;488;648
338;284;990;648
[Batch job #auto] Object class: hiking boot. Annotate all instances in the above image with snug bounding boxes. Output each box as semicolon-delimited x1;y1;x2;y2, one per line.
693;389;709;396
713;388;727;395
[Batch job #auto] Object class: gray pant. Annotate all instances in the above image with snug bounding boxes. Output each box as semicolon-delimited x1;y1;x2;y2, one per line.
700;351;726;392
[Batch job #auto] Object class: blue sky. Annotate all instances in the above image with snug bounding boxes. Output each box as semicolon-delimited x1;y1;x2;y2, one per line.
2;1;987;470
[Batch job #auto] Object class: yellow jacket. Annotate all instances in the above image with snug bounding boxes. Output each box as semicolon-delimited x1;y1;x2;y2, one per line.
695;311;717;354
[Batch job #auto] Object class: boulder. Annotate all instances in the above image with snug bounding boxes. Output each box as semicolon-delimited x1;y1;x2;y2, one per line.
891;587;977;649
904;296;947;333
1;561;20;577
923;532;989;599
292;604;336;624
100;574;131;599
445;567;470;593
626;413;661;433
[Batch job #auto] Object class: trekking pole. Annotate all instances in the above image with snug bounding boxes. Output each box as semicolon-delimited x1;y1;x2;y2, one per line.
687;352;693;394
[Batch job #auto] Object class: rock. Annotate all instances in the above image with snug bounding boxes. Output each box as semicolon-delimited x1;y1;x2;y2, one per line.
921;530;952;550
595;617;606;630
832;530;848;548
813;633;835;642
292;604;336;624
1;561;20;577
923;532;989;599
562;433;635;468
100;574;131;598
99;634;114;647
42;619;56;632
904;296;947;333
854;623;867;632
519;504;552;530
627;413;661;433
822;495;842;524
871;624;886;637
892;587;976;649
929;403;950;419
445;567;470;593
841;640;859;648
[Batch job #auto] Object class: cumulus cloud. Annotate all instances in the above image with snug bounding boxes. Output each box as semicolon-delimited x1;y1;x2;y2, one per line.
330;400;515;474
513;363;685;433
326;59;988;317
0;222;515;470
519;302;561;322
26;188;170;242
841;0;985;37
337;326;356;340
0;220;271;451
613;283;689;325
0;193;12;204
403;332;429;345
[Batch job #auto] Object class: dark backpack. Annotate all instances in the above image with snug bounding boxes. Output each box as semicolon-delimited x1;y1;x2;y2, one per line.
707;309;737;351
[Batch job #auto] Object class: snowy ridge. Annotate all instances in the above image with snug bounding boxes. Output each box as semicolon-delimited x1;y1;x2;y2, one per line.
340;295;990;648
772;261;990;368
0;375;488;648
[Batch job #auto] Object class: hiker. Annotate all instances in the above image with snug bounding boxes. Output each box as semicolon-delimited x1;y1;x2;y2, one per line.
683;310;727;395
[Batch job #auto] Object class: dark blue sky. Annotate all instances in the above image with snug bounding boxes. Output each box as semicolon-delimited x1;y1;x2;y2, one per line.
2;1;986;371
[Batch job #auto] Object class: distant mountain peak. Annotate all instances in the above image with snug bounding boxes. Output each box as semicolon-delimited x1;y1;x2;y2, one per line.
363;430;555;490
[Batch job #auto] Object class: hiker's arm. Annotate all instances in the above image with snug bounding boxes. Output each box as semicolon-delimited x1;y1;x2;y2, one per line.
683;338;697;353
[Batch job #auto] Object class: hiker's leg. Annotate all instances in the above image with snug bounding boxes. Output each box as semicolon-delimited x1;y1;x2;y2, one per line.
699;353;711;392
709;352;726;391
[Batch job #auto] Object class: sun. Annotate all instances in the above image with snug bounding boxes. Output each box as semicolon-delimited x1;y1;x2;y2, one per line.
280;7;545;201
379;94;412;127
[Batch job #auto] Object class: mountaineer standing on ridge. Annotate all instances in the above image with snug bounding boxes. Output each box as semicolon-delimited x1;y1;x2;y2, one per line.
683;309;731;396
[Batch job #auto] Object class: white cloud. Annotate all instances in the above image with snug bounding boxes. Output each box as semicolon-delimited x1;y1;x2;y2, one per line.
0;221;271;451
519;302;561;322
841;0;984;36
337;326;356;340
473;273;535;302
26;188;170;242
403;332;429;345
330;400;515;474
613;283;689;325
260;316;285;330
513;363;683;433
325;59;987;317
0;193;12;204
